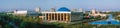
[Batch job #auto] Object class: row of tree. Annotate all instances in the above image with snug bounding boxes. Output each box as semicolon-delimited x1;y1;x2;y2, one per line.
0;13;62;28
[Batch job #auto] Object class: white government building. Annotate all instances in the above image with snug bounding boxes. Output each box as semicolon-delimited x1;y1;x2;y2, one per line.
41;7;83;23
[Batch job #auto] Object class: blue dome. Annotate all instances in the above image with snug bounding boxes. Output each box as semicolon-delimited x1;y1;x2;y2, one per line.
57;7;70;12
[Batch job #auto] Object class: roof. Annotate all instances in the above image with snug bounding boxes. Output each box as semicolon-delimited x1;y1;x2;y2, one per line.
57;7;70;12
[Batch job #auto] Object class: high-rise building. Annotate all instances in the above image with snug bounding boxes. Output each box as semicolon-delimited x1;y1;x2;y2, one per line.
91;8;97;14
50;8;56;12
71;8;78;12
79;8;83;12
35;7;41;12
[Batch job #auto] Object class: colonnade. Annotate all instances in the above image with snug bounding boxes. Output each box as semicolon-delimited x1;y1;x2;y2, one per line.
45;13;70;21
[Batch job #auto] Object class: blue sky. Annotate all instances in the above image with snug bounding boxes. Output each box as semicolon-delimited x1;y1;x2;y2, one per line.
0;0;120;11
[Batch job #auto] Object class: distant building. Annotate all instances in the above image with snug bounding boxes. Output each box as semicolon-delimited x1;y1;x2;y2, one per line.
35;7;41;12
91;9;97;14
26;11;40;17
50;8;56;12
106;10;111;13
79;8;83;12
13;10;27;16
71;8;78;12
89;9;108;17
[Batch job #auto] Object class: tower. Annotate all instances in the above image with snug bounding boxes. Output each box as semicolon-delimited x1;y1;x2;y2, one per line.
71;8;77;12
50;8;56;12
35;7;41;12
79;8;83;12
91;8;97;14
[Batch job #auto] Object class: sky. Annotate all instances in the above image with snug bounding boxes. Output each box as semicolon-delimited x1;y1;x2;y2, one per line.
0;0;120;11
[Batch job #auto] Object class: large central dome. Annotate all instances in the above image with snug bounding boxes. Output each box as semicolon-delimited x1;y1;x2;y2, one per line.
57;7;70;12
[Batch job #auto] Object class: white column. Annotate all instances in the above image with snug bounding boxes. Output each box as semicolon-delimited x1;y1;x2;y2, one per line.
66;13;68;22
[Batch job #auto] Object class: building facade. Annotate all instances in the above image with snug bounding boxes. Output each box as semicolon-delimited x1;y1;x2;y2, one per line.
13;10;27;16
41;7;83;23
89;9;108;17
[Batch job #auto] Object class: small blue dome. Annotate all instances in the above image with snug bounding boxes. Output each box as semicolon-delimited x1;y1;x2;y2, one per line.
57;7;70;12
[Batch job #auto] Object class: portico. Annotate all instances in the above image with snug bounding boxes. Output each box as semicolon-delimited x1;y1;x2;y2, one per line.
42;12;71;23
